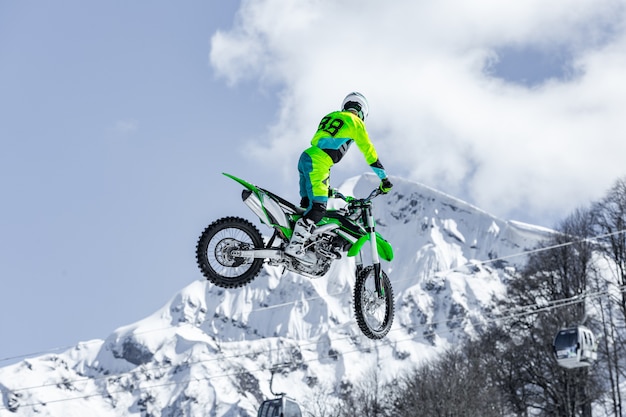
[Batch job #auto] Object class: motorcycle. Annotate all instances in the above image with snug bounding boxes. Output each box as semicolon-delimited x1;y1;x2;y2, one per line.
196;173;394;339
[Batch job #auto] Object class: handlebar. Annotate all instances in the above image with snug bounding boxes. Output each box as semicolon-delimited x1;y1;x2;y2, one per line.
333;188;383;206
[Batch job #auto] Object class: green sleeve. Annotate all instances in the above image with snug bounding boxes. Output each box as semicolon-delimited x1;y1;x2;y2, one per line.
352;120;379;165
352;119;387;179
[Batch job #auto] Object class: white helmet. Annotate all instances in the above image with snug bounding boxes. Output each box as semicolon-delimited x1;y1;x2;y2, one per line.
341;92;369;121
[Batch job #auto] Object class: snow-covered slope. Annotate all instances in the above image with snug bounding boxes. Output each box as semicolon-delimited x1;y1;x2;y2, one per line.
0;174;552;417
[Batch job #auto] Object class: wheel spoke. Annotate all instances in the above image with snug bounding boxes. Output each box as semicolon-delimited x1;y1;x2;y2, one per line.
361;275;387;329
206;229;254;278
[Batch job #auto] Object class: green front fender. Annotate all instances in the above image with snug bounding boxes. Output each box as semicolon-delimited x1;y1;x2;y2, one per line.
347;232;394;261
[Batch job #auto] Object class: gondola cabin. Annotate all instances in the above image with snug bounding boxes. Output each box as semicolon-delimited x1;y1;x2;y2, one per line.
257;396;302;417
553;326;597;369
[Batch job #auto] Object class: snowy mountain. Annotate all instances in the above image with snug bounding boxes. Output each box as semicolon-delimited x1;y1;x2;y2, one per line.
0;174;552;417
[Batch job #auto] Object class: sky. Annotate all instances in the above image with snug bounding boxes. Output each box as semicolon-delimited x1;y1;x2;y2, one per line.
1;0;625;365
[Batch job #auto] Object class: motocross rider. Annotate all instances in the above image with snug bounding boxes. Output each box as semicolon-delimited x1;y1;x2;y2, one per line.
285;92;393;264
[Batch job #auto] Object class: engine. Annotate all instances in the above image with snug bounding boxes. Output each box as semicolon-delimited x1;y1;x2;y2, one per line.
289;234;343;278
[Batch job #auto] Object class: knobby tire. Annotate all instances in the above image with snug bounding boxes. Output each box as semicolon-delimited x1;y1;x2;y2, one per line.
196;216;264;288
354;265;394;339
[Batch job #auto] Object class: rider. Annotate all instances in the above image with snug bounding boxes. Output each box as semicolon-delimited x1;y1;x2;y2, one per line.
285;92;393;264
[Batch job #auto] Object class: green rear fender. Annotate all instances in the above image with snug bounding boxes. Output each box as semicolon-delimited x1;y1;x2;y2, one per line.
223;172;260;193
223;172;291;234
347;232;394;261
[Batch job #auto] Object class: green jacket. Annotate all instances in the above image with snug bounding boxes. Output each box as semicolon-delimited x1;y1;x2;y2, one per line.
310;110;387;179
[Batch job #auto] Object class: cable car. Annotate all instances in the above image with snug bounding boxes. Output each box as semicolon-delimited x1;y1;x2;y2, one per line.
258;367;303;417
553;326;597;369
257;395;302;417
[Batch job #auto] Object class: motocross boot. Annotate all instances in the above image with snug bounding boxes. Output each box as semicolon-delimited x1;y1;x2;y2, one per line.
285;218;316;265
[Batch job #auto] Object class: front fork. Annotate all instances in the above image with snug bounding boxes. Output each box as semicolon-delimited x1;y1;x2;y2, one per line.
364;206;385;299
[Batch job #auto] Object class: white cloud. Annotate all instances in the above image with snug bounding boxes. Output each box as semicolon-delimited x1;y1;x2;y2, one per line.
209;0;626;225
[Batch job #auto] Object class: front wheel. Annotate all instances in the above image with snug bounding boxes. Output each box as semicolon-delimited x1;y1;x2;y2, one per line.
354;266;394;339
196;216;264;288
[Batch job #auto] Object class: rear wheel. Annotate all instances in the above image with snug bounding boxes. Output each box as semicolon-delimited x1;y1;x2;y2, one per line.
354;266;394;339
196;216;264;288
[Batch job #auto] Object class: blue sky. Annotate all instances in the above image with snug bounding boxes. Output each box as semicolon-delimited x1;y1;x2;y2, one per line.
1;0;625;365
0;1;266;364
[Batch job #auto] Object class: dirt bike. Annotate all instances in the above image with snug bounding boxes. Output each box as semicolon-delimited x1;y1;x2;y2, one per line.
196;173;394;339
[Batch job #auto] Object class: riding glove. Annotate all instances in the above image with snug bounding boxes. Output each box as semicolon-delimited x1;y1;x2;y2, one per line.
379;178;393;194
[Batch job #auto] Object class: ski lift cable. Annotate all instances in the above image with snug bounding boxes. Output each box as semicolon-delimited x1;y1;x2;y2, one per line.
0;334;398;411
2;227;625;366
6;283;624;399
3;333;322;395
473;228;625;268
1;323;507;412
388;227;626;289
0;285;626;404
249;230;577;314
6;285;623;415
0;308;488;397
3;225;625;385
0;322;200;365
251;227;626;314
378;284;626;344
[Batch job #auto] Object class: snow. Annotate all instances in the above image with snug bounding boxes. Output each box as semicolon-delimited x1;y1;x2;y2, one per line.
0;173;552;416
